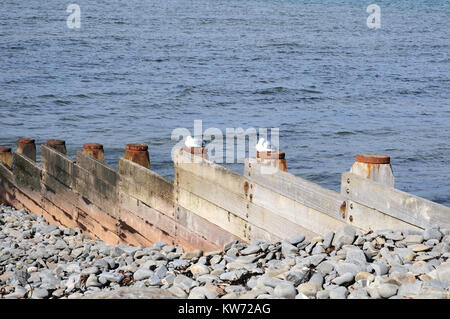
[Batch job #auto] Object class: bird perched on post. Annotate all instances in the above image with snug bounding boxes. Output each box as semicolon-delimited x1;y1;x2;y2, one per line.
185;135;206;148
256;137;274;152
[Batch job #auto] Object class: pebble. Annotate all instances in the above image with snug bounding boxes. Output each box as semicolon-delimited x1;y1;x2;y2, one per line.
274;282;296;299
0;205;449;299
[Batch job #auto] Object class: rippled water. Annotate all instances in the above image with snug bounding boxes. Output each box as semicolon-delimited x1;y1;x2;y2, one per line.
1;0;449;205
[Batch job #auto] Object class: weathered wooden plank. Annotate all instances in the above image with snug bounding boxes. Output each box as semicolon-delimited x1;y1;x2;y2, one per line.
175;204;241;249
76;150;118;186
41;145;74;188
0;162;15;185
118;158;174;202
176;186;250;241
342;172;450;229
245;158;346;222
118;158;175;218
175;167;319;239
344;200;423;232
41;196;78;229
174;150;246;195
73;164;119;217
13;151;41;191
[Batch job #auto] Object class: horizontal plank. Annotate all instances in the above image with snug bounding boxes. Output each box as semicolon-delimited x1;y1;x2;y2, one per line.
0;162;15;185
176;186;252;242
41;145;74;188
174;204;241;249
13;151;42;191
344;200;423;232
73;164;119;217
176;166;317;239
245;158;346;221
342;172;450;229
118;158;174;202
76;150;118;186
174;150;246;195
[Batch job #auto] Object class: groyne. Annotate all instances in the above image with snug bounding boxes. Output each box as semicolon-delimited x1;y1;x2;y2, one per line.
0;138;449;252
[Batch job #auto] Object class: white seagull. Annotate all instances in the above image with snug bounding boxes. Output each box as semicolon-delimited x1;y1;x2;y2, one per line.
185;135;206;148
256;138;274;152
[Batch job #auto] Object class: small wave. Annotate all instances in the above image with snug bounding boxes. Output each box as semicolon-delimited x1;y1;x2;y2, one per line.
336;131;355;136
54;100;73;105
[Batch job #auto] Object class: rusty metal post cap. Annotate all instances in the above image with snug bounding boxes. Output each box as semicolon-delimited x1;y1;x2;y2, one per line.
0;147;12;153
126;144;148;151
83;143;103;150
257;151;286;160
355;154;390;164
47;139;66;146
18;138;35;144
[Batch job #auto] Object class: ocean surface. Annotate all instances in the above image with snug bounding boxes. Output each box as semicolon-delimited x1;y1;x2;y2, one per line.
1;0;449;205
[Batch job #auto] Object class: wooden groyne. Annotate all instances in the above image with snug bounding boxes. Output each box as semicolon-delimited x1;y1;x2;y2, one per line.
0;139;449;252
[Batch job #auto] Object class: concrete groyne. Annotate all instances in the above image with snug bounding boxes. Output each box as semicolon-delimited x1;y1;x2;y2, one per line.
0;138;449;252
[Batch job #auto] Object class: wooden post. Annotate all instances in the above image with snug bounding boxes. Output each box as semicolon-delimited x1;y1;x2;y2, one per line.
124;144;150;169
350;154;394;187
183;145;208;160
82;143;105;162
46;139;67;154
17;138;36;162
256;151;287;172
0;147;12;168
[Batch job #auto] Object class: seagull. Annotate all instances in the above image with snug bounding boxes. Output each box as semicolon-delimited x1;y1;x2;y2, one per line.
256;137;274;152
185;135;206;148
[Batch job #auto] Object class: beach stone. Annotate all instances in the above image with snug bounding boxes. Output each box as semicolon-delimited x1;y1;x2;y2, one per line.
378;283;398;298
133;268;153;281
347;289;369;299
405;234;424;244
189;263;210;276
257;276;284;288
332;273;354;286
383;232;404;241
86;274;102;288
288;235;305;245
436;261;450;283
309;273;324;286
5;286;27;299
171;259;189;269
220;270;248;282
332;226;356;246
281;240;298;256
30;288;49;299
397;282;423;298
154;265;168;279
240;244;261;255
188;286;217;299
274;282;296;299
368;262;388;276
316;261;334;276
169;286;188;298
411;244;431;252
316;290;330;299
297;283;322;297
285;271;307;286
181;249;203;259
98;272;123;284
345;247;367;266
335;263;361;276
81;266;100;276
322;232;334;249
329;286;348;299
423;228;443;241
